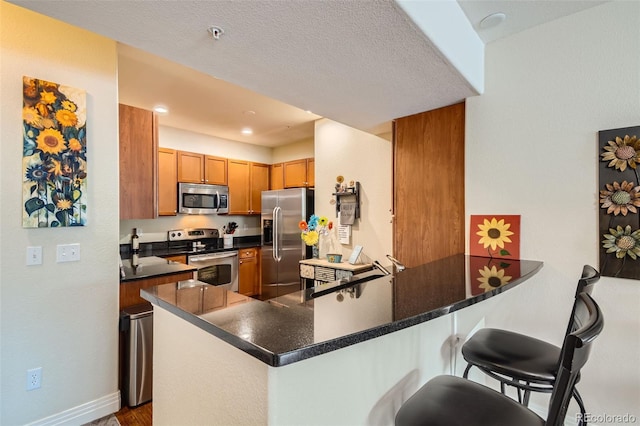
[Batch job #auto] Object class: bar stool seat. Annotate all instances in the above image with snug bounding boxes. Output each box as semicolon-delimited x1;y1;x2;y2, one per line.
395;375;545;426
462;328;561;384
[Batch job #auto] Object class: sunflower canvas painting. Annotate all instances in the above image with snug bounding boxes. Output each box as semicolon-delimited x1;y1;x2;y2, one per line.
598;125;640;279
470;215;520;260
22;76;87;228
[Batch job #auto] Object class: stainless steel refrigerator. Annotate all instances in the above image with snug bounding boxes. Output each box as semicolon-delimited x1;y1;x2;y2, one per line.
261;188;314;300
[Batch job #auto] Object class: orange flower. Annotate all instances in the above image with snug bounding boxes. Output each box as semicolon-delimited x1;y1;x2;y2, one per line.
56;109;78;127
68;138;82;152
298;220;308;230
40;90;57;105
328;222;333;230
36;128;66;155
35;102;49;118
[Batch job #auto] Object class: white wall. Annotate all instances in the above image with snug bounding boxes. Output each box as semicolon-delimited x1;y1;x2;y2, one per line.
159;125;272;164
272;137;314;163
314;119;393;263
0;2;120;424
465;1;640;420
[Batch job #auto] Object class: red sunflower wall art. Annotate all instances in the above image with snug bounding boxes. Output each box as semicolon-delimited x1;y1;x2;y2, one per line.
598;125;640;279
469;215;521;260
468;215;521;295
22;76;87;228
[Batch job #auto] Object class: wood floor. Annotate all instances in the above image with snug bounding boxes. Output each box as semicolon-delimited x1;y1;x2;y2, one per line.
115;402;152;426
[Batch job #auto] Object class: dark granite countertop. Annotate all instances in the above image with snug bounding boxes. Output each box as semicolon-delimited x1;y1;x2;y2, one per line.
120;256;197;282
120;236;261;260
141;254;543;367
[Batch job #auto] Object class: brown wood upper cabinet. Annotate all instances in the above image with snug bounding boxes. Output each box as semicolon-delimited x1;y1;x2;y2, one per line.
228;160;269;215
119;104;157;219
270;163;284;190
177;150;228;185
283;158;314;188
158;147;178;216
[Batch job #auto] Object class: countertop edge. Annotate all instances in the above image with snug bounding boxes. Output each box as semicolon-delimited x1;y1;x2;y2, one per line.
142;258;543;367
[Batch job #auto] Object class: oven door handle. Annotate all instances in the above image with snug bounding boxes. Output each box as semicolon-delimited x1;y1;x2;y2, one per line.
215;190;220;213
190;252;238;262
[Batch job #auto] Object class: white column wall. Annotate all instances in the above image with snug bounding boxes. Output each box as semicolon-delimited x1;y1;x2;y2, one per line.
0;2;120;424
314;118;393;263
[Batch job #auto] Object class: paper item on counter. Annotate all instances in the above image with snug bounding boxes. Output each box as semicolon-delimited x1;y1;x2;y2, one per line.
340;195;357;225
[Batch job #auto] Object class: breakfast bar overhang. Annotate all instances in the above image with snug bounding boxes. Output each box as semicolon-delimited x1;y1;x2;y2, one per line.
142;254;542;425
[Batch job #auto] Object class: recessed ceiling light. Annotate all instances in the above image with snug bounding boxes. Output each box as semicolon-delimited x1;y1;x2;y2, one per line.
241;127;253;135
153;105;169;114
480;12;506;29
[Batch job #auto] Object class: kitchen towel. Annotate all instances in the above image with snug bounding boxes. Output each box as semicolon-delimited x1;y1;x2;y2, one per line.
340;196;357;225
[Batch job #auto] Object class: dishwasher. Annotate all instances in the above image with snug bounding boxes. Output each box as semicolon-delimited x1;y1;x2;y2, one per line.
120;303;153;407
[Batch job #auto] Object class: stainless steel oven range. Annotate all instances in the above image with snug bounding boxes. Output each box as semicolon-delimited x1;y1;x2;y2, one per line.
188;251;238;292
167;228;238;292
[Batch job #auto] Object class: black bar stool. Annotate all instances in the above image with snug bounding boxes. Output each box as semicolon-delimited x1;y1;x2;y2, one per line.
395;292;604;426
460;265;599;424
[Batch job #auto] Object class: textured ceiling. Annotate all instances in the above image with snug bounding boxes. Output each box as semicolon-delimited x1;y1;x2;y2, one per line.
9;0;607;146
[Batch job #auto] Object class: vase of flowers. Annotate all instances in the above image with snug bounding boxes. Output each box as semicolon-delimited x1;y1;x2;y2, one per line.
299;214;332;259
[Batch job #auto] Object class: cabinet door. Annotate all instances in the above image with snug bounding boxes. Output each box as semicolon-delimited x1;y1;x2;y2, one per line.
250;163;270;214
270;163;284;190
158;148;177;216
119;104;157;219
228;160;250;214
205;155;228;185
239;249;259;296
306;158;315;188
177;151;204;183
283;159;308;188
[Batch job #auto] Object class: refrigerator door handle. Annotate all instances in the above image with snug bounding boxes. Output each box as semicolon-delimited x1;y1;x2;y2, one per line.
275;206;283;262
273;206;279;262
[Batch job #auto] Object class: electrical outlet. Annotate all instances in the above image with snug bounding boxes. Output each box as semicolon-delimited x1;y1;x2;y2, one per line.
27;367;42;390
56;243;80;262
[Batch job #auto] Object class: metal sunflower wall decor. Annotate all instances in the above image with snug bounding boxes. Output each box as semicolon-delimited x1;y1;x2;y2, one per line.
22;76;87;228
598;125;640;279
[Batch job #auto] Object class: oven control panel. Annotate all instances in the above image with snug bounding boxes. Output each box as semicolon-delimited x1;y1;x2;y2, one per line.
168;228;220;241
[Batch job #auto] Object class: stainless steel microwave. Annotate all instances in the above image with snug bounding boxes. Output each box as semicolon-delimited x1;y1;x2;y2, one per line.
178;183;229;214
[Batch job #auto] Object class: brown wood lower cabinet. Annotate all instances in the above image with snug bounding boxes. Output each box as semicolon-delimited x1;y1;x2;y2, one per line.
239;247;260;296
162;254;187;264
119;271;194;310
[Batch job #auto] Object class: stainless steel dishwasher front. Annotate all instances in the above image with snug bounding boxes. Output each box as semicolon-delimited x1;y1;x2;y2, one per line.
121;303;153;407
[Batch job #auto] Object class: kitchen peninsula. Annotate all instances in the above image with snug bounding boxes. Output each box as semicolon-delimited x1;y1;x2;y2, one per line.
142;254;542;425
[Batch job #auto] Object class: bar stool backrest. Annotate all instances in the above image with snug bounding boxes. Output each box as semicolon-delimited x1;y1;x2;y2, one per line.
564;264;600;338
546;293;604;425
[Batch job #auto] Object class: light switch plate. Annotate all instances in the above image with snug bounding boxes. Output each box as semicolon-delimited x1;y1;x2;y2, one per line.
56;243;80;262
26;246;43;266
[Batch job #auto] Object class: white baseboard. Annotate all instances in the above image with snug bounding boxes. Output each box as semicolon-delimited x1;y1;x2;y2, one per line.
26;391;121;426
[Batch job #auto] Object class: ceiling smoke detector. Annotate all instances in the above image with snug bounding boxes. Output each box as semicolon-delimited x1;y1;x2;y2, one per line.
208;25;225;40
